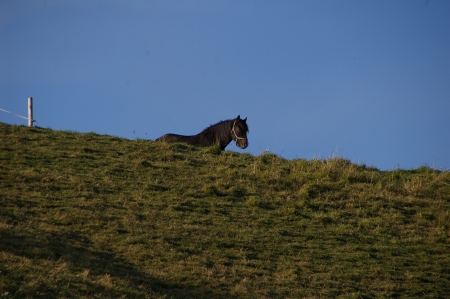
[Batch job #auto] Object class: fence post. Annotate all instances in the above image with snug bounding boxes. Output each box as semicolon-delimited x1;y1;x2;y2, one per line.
28;97;33;127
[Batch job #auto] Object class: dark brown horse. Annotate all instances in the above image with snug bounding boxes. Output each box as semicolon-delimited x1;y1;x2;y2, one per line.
156;115;249;150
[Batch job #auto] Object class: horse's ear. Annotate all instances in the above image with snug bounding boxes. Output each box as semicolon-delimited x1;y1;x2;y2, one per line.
236;115;241;120
243;117;247;122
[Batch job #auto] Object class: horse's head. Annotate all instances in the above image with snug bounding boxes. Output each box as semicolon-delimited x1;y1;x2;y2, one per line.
231;115;249;149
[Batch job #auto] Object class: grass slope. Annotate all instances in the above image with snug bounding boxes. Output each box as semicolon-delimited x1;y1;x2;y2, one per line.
1;122;449;299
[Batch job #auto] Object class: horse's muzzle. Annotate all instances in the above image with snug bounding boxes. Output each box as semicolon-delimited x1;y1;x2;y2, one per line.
237;140;248;149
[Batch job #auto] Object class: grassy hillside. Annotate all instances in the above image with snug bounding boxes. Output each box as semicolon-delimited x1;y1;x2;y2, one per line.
1;122;449;299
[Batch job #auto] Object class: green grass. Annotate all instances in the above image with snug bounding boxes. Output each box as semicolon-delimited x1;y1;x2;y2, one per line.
1;122;449;298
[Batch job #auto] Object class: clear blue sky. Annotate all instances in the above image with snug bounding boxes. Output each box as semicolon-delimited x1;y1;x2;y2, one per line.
1;0;449;171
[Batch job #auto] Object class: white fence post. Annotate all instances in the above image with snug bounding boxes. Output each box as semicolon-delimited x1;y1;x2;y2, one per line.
28;97;33;127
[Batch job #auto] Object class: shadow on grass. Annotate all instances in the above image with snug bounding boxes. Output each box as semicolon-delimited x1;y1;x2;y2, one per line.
0;228;236;299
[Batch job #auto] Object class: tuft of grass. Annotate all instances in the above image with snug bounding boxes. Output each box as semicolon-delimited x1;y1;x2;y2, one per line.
1;122;450;298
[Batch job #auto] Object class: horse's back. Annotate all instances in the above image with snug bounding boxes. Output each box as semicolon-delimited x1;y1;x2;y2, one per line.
156;134;193;143
155;134;169;142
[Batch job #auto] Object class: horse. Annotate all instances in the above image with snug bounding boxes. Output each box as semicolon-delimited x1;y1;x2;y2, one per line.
156;115;249;150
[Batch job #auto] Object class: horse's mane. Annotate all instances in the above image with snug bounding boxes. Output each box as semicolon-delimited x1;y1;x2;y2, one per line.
205;118;249;133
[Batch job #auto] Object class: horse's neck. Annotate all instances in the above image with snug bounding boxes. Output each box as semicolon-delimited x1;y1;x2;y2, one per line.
213;121;233;148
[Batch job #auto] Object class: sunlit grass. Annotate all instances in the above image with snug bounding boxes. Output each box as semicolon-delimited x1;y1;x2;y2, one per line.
1;122;449;298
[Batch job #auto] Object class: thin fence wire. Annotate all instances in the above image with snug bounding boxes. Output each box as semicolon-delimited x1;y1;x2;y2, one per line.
0;107;29;120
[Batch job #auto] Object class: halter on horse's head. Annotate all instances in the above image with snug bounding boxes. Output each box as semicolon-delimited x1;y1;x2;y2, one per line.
231;115;249;149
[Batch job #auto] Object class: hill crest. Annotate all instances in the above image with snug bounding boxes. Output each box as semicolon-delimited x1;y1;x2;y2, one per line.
1;122;449;298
